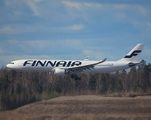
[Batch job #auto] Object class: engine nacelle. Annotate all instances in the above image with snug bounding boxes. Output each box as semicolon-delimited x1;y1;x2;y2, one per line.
53;68;65;75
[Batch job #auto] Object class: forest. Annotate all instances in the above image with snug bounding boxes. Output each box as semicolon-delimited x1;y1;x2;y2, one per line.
0;60;151;110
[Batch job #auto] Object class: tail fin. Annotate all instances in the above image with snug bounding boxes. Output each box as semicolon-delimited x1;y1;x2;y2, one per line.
120;43;144;62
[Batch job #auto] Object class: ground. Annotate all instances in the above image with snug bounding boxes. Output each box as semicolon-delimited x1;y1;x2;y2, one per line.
0;95;151;120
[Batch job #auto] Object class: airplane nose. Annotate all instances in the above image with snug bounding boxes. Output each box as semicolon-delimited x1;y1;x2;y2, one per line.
6;64;10;68
6;64;13;68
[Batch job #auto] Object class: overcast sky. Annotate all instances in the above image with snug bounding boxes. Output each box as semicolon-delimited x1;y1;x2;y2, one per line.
0;0;151;67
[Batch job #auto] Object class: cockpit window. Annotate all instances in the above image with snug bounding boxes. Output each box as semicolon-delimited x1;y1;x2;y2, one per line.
10;62;14;64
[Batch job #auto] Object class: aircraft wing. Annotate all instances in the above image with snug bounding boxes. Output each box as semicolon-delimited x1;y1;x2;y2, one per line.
67;58;106;73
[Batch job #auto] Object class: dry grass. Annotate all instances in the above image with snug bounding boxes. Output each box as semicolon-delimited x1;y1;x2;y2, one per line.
0;95;151;120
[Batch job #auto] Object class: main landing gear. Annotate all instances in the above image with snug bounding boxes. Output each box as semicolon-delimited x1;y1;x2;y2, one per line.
71;74;81;80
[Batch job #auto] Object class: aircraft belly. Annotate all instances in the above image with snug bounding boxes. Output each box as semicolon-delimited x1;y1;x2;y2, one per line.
95;66;115;73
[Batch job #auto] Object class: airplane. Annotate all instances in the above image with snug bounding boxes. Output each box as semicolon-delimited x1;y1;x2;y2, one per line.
6;43;144;80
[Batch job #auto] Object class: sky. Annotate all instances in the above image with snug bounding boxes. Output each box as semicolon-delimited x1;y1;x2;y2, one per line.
0;0;151;67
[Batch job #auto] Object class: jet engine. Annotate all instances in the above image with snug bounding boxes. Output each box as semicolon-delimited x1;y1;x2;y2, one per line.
53;68;66;75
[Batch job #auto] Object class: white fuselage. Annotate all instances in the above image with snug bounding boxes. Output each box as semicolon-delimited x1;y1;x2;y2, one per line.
6;44;144;76
6;59;130;73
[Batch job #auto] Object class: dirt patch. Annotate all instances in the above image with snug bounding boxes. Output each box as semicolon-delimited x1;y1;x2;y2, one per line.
0;95;151;120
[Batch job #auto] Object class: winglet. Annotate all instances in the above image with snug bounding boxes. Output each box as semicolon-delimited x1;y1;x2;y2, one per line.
99;58;107;64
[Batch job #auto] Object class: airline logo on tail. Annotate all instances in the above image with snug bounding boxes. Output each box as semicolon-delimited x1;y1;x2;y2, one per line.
124;50;142;58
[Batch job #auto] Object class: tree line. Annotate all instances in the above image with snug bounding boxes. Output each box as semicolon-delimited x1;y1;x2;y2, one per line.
0;60;151;110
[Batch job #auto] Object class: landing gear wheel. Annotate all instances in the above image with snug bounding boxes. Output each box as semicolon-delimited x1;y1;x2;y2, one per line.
71;74;81;80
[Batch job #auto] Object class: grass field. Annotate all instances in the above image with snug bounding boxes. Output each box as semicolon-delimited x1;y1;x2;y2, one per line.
0;95;151;120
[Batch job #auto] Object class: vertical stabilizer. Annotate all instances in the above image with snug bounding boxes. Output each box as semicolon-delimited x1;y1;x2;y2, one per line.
120;44;144;62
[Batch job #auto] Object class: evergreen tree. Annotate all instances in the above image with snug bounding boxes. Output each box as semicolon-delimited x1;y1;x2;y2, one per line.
128;66;138;91
88;74;96;91
99;74;107;94
140;64;151;92
109;75;116;92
